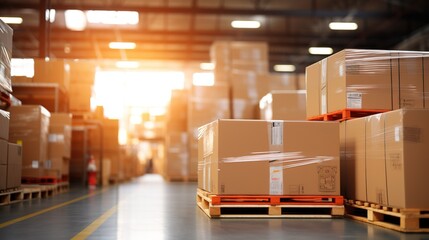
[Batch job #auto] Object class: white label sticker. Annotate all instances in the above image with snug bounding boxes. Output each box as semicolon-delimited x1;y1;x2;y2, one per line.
321;88;327;114
271;122;283;146
32;160;39;168
270;166;283;195
395;126;401;142
321;59;327;88
48;134;65;143
347;92;362;108
339;63;344;77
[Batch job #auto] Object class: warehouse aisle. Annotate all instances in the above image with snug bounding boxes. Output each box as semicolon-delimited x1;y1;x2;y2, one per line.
0;175;427;239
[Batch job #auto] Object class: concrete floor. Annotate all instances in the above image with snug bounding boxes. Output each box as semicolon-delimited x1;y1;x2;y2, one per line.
0;174;428;239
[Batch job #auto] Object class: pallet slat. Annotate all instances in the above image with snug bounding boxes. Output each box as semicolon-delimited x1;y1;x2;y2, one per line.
345;200;429;232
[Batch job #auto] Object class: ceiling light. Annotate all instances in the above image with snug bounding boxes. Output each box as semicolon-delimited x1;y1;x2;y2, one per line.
329;22;358;30
231;20;261;29
199;62;214;71
273;64;296;72
0;17;23;24
45;9;56;23
308;47;333;55
65;10;86;31
109;42;136;49
116;61;139;68
86;11;139;25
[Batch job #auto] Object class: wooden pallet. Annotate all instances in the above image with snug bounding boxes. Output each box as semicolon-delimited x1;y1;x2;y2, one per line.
21;176;60;185
22;184;57;198
345;199;429;232
0;189;24;206
196;189;344;219
308;109;388;122
22;187;42;200
56;182;70;193
164;175;198;182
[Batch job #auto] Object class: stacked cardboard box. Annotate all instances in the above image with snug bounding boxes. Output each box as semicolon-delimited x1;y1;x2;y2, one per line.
163;90;189;179
259;90;307;120
68;61;96;112
47;113;72;179
341;109;429;209
306;49;429;119
33;59;70;90
198;119;340;195
188;84;230;179
9;105;50;179
0;110;10;190
0;19;13;93
211;41;270;119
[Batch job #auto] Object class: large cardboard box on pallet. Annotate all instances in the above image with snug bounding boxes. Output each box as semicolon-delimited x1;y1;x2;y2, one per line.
384;109;429;209
198;119;340;195
259;90;307;120
0;19;13;93
341;118;367;201
9;105;50;172
0;109;10;140
7;143;22;189
266;73;298;91
68;60;96;85
33;59;70;90
166;90;188;132
327;50;393;114
47;113;72;177
0;165;6;190
305;61;322;119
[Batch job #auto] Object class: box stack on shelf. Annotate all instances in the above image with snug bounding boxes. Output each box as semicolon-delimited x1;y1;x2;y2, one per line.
163;89;189;181
305;49;429;232
68;61;96;113
0;20;24;195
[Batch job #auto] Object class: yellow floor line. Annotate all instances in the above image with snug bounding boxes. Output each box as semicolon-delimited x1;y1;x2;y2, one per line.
71;205;118;240
0;188;107;229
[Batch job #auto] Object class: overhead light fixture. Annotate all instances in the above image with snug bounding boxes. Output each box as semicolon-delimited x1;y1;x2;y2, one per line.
65;10;86;31
45;9;56;23
274;64;296;72
86;11;139;25
116;61;139;68
231;20;261;29
329;22;358;30
308;47;333;55
0;17;23;24
109;42;136;49
199;62;214;71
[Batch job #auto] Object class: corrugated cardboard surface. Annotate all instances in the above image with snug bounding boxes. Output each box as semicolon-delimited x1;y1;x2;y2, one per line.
199;119;340;195
305;61;321;118
0;165;6;190
33;59;70;90
0;109;9;141
384;109;429;208
0;139;7;165
260;90;307;120
7;143;22;189
9;105;50;169
165;132;188;178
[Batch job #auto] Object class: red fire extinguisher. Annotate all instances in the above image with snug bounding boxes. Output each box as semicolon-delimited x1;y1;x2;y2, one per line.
87;155;97;189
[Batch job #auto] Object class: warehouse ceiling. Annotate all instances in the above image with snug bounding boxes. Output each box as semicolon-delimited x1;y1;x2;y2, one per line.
1;0;429;72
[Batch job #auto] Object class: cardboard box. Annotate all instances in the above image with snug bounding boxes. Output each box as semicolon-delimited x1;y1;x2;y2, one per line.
166;90;188;132
0;20;13;93
365;113;388;205
69;83;93;111
425;57;429;108
305;61;322;118
231;71;269;119
0;109;9;140
68;60;96;84
327;49;393;113
9;105;50;169
259;90;307;120
0;165;6;190
21;167;44;178
384;109;429;208
396;52;425;108
265;73;297;91
165;132;188;178
33;59;70;90
198;119;340;195
49;113;72;160
0;139;7;165
342;118;367;201
7;143;22;189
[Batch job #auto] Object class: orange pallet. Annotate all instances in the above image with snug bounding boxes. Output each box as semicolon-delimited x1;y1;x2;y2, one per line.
198;189;343;206
308;109;388;122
